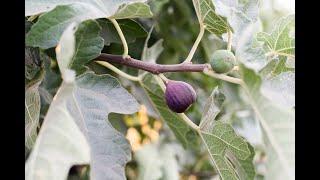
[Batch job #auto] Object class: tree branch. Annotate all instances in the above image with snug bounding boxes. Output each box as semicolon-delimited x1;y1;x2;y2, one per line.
95;53;210;74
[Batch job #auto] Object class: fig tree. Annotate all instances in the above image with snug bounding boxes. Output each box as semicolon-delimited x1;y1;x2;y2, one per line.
164;80;197;113
210;50;236;73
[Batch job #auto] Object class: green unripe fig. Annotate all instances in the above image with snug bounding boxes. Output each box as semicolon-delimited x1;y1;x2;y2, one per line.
210;50;236;73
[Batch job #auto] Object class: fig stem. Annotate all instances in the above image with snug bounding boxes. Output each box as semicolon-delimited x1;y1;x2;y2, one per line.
178;113;200;131
203;69;243;85
109;19;129;57
227;30;233;51
184;25;205;63
95;61;140;82
158;74;169;84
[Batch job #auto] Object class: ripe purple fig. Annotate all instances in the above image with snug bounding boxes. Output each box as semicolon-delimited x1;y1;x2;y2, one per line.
164;80;197;113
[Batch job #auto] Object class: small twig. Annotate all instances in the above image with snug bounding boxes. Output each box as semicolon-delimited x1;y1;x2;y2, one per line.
158;74;169;84
232;66;239;71
203;69;243;85
154;74;167;92
95;61;140;82
178;113;200;132
109;19;129;57
184;25;205;63
96;54;210;74
227;30;233;51
27;14;39;21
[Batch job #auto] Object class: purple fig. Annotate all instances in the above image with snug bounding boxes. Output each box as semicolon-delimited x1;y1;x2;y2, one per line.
164;80;197;113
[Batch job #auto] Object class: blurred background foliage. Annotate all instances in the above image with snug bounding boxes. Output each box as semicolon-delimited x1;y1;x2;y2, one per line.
29;0;293;179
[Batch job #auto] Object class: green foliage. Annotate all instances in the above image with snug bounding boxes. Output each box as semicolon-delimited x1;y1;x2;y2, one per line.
26;1;152;49
192;0;231;36
257;15;295;57
26;22;139;180
25;0;295;180
70;20;104;75
99;19;147;45
199;88;255;180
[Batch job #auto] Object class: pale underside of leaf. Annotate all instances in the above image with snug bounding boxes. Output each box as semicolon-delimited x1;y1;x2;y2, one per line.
261;71;295;108
25;83;41;150
72;72;140;180
235;21;266;72
213;0;259;48
25;82;91;180
241;65;295;180
55;22;77;82
26;72;140;180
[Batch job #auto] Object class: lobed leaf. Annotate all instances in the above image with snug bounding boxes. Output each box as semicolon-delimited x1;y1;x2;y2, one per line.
257;15;295;57
199;88;254;180
26;25;140;180
73;72;139;180
192;0;230;36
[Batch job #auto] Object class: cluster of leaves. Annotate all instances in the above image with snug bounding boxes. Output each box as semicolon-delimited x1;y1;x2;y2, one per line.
25;0;294;180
